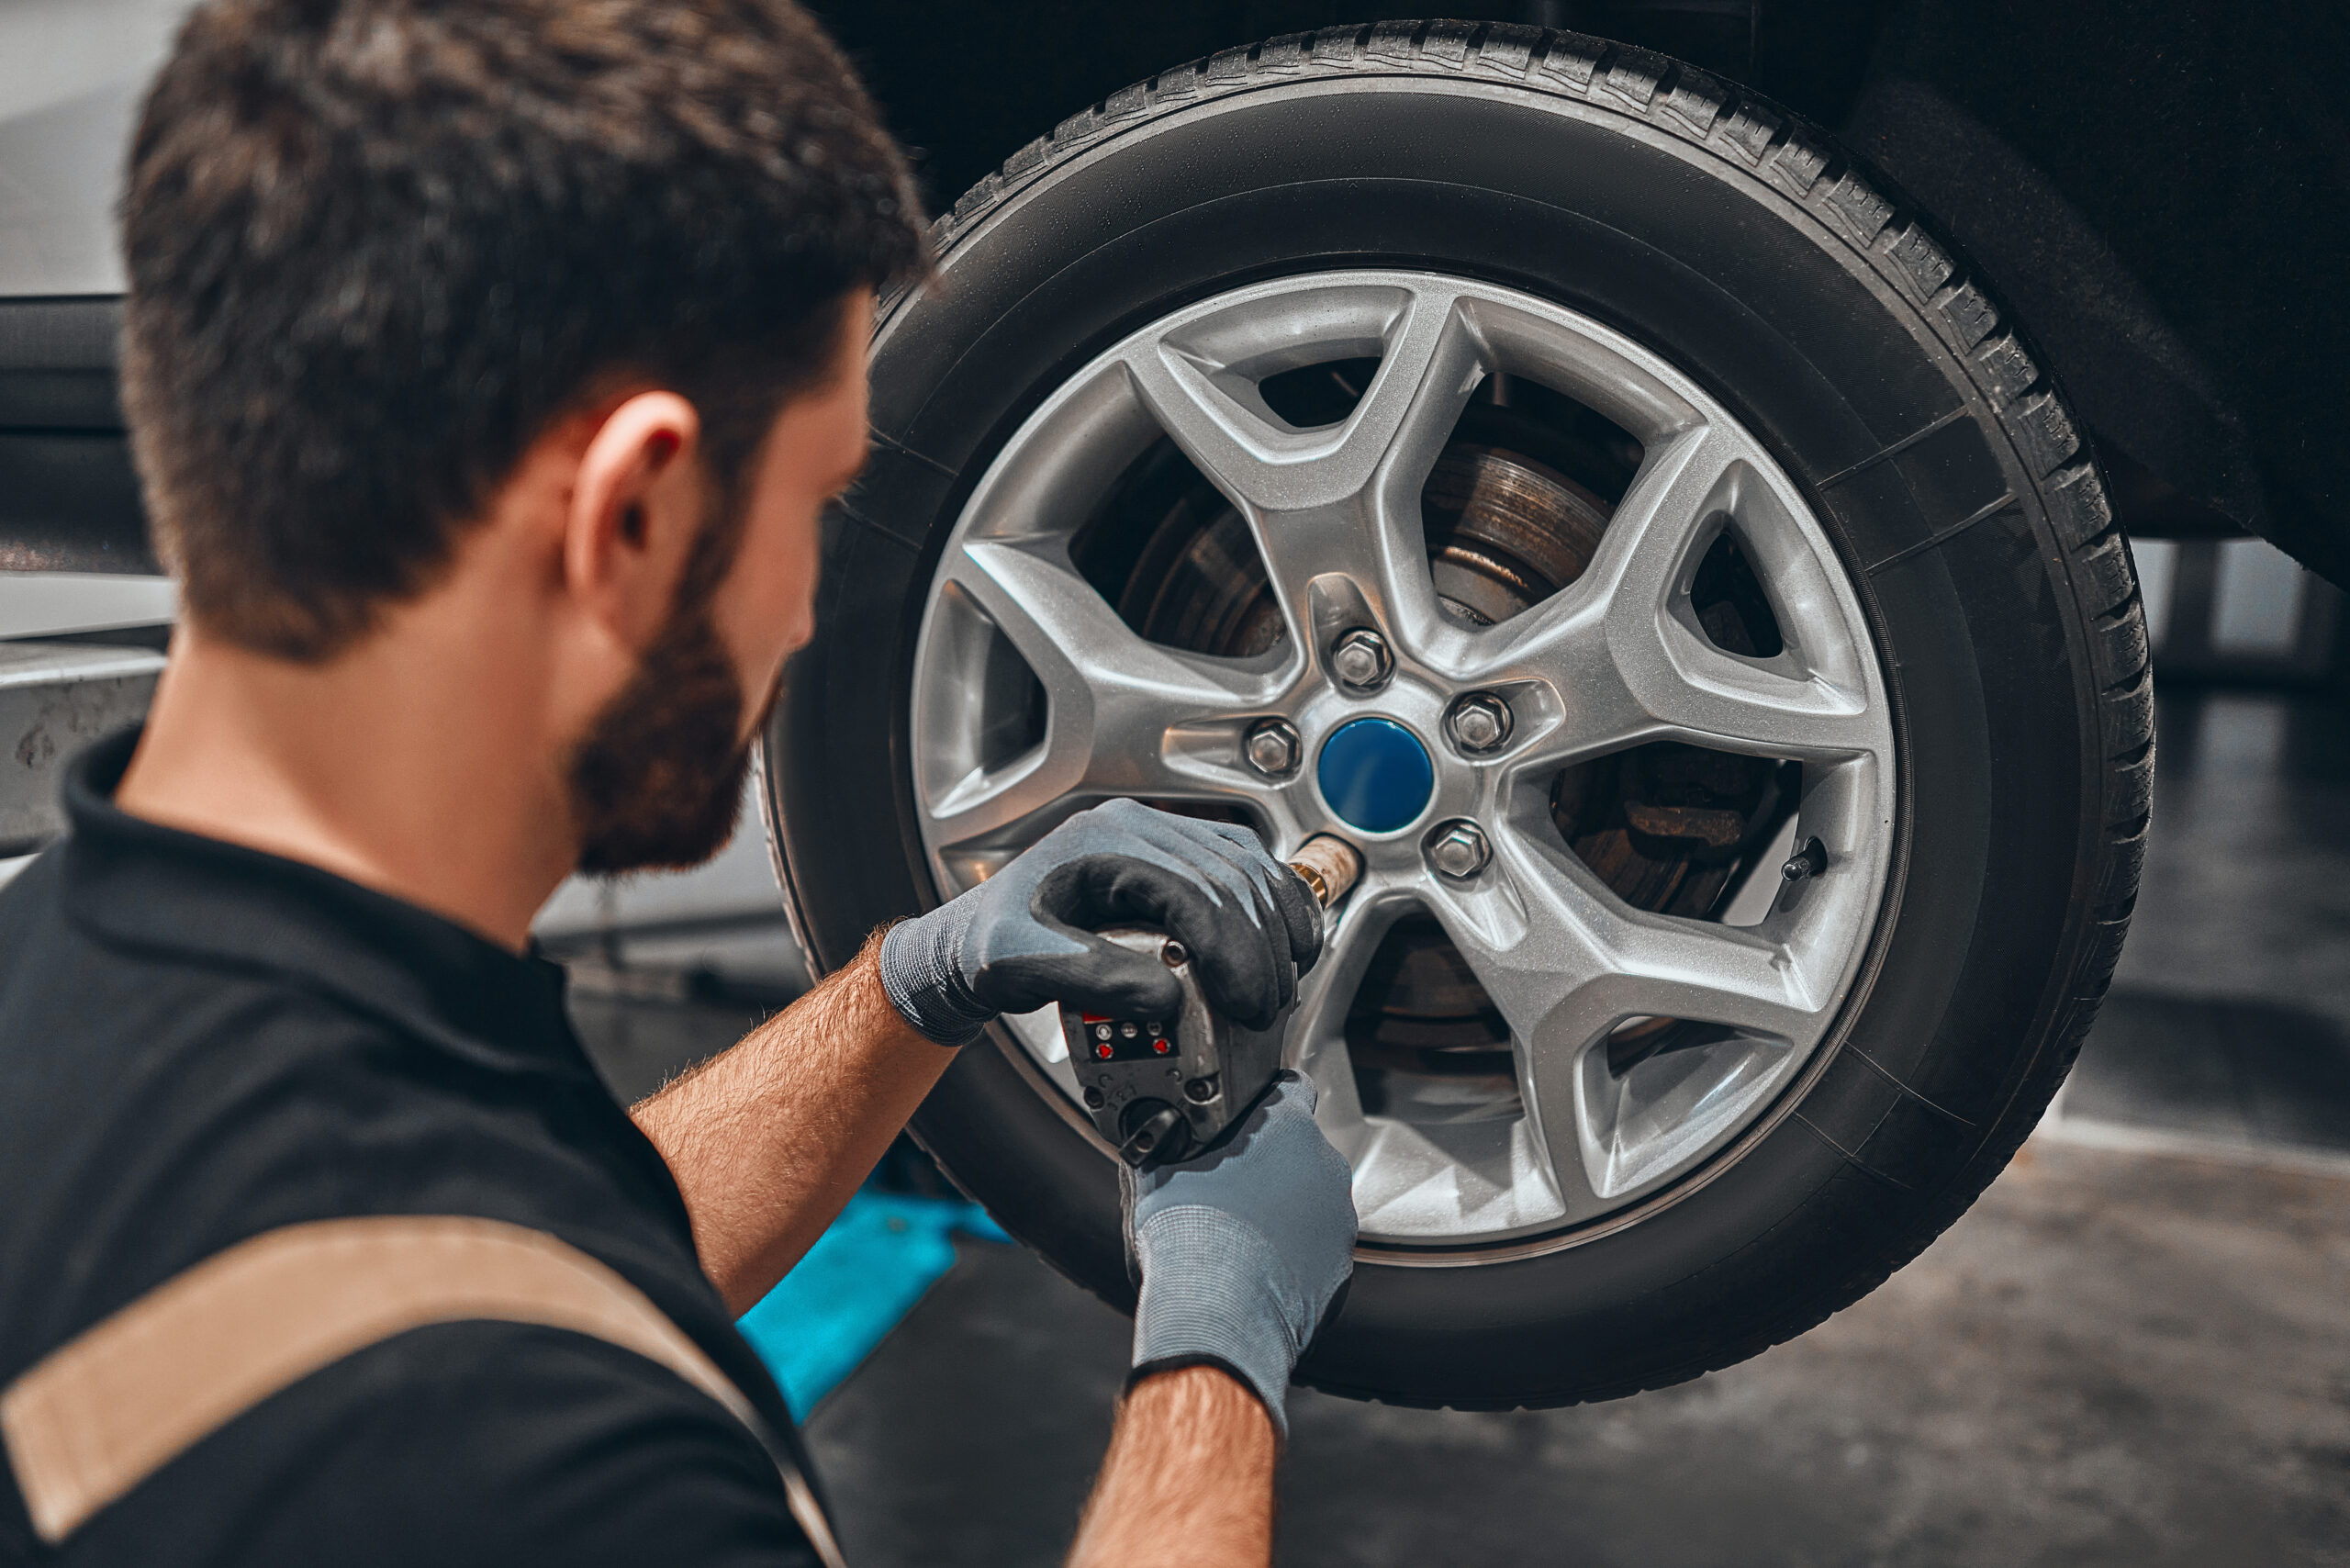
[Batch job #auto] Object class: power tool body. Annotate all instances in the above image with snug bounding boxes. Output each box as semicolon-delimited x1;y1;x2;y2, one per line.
1060;834;1361;1169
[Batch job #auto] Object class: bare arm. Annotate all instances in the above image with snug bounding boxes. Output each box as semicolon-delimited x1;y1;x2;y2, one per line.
630;930;955;1313
1068;1366;1278;1568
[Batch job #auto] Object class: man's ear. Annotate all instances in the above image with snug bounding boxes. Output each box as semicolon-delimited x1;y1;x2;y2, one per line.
565;390;702;652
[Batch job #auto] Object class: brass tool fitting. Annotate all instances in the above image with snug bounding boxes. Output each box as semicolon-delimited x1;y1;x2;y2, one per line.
1287;834;1362;910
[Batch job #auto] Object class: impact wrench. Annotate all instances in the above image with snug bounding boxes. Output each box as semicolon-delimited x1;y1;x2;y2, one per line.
1061;834;1362;1168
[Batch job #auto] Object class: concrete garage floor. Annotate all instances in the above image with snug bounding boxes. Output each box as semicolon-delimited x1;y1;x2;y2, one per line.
572;688;2350;1566
807;1141;2350;1568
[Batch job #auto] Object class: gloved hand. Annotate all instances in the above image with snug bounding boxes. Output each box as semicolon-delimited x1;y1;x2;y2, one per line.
878;798;1323;1048
1125;1072;1356;1439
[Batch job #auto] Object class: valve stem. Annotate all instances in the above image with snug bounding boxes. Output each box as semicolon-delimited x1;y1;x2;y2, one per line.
1782;835;1830;882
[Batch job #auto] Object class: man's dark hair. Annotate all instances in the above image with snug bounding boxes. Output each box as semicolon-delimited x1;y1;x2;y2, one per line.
120;0;928;661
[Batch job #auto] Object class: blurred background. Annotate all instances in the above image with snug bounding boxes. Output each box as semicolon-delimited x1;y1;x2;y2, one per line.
2;2;2344;1562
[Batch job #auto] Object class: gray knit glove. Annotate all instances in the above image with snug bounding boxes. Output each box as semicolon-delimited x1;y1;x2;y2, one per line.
1125;1072;1357;1439
878;798;1321;1047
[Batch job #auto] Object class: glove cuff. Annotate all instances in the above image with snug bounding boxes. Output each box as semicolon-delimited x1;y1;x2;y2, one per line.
1131;1204;1302;1439
878;899;994;1047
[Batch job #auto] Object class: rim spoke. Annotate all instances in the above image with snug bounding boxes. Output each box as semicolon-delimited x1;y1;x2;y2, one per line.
925;540;1275;848
1427;828;1827;1204
1582;425;1741;612
1472;430;1880;767
1287;890;1408;1145
1471;426;1730;673
1523;610;1879;767
1289;889;1404;1072
1123;283;1488;652
1118;338;1304;521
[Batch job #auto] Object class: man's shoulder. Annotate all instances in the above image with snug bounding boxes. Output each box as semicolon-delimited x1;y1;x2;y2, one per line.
0;840;389;1057
0;843;61;920
0;823;814;1562
41;1319;819;1568
0;846;95;1002
0;873;696;1399
0;885;481;1217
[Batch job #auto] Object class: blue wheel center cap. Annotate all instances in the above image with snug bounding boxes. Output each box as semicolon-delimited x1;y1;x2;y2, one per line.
1317;717;1436;834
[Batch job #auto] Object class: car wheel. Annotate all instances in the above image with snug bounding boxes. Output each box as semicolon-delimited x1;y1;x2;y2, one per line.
761;22;2152;1408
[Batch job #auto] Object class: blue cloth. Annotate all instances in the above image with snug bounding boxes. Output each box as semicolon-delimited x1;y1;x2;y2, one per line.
736;1191;1008;1417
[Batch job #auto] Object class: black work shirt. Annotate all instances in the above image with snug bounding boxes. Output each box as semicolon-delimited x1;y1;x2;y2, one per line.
0;732;821;1566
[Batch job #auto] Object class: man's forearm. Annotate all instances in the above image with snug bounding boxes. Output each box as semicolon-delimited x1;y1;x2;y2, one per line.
630;930;956;1313
1068;1366;1277;1568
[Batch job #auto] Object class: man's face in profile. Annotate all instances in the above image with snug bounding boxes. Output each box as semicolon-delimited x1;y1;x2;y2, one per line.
567;293;875;875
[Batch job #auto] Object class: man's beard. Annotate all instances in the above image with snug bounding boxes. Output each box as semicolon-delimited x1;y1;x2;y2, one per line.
566;588;766;877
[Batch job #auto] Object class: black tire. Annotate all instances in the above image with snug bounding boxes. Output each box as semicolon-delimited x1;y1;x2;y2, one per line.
762;21;2151;1409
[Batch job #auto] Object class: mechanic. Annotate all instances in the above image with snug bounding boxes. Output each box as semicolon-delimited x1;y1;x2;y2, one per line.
0;3;1357;1565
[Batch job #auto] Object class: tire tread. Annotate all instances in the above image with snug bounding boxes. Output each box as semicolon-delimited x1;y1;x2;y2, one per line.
912;19;2154;1413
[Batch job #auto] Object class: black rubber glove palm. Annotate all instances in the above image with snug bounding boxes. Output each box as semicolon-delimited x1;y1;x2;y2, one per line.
879;799;1323;1047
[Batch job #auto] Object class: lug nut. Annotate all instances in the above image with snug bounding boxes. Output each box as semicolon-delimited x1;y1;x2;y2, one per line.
1426;819;1492;880
1244;717;1302;778
1329;627;1393;692
1446;692;1514;755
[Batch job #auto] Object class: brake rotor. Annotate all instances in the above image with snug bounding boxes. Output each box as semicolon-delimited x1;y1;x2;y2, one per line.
1421;441;1609;627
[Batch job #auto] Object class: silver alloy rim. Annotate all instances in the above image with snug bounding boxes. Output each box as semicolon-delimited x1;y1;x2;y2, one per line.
907;272;1897;1252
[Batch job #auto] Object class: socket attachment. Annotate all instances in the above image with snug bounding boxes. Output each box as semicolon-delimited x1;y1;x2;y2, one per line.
1287;834;1363;909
